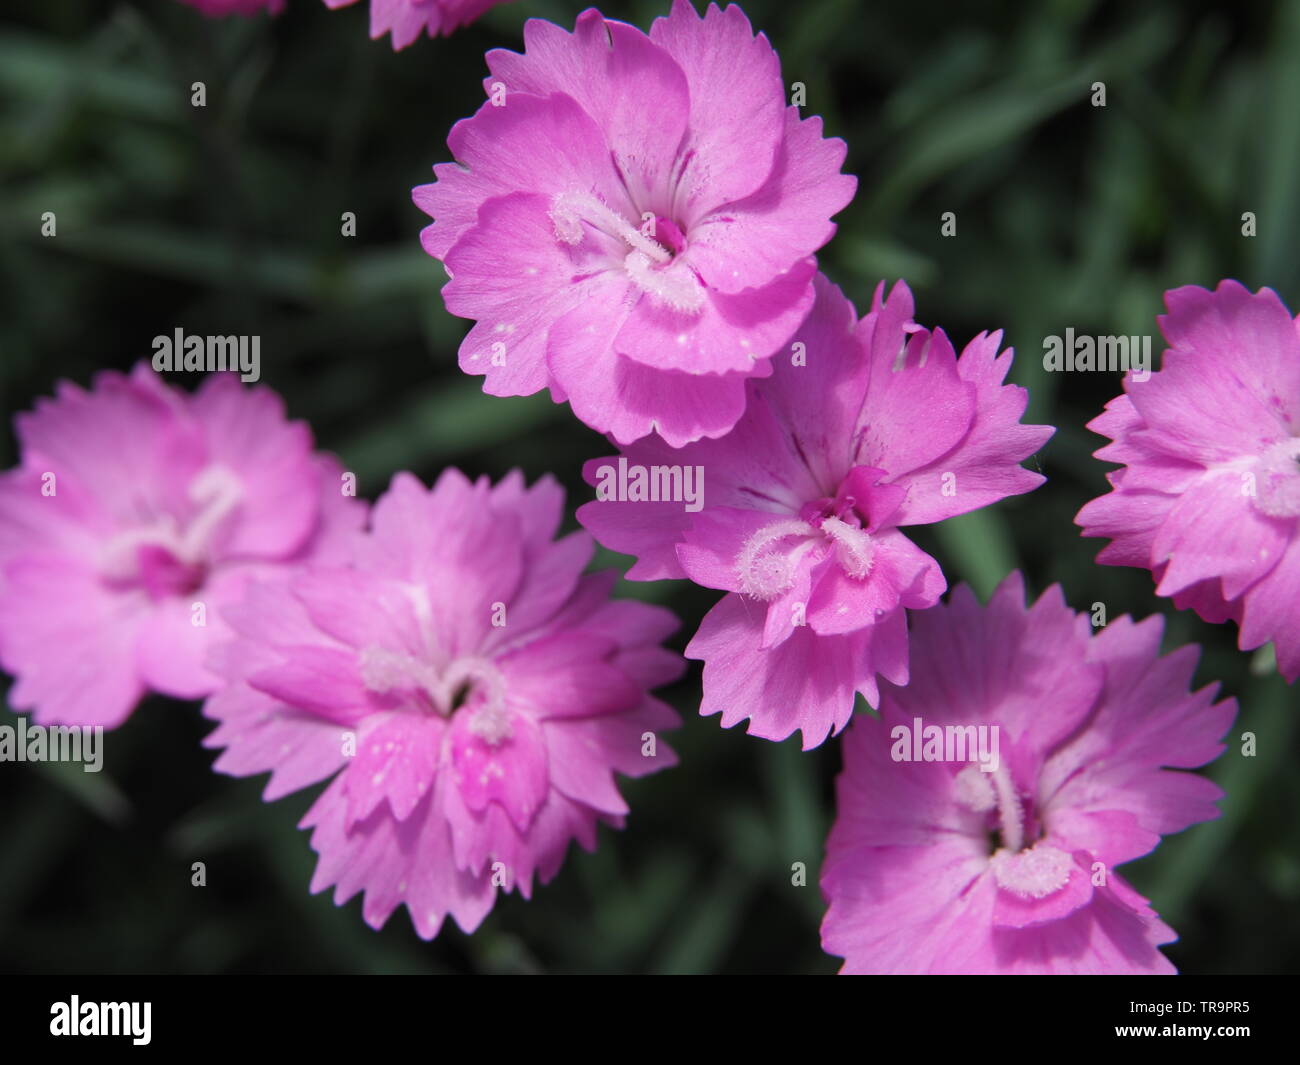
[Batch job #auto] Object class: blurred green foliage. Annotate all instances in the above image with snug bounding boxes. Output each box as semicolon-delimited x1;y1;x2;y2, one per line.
1;0;1297;974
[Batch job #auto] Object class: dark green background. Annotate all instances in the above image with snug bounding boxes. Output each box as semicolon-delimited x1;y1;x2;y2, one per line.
1;0;1296;974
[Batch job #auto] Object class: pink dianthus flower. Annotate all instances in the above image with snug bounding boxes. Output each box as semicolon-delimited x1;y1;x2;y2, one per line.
203;470;682;939
176;0;285;17
414;1;856;446
0;364;362;728
1077;280;1300;681
820;573;1234;974
578;275;1051;747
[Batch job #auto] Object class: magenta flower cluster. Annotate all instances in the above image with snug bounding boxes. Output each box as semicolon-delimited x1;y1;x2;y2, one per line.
0;365;682;937
6;1;1261;973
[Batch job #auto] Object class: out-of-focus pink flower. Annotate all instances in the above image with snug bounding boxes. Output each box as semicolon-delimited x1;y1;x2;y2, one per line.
820;573;1234;974
0;364;363;727
203;470;682;939
1077;280;1300;681
323;0;513;49
414;1;856;446
176;0;286;18
578;274;1051;748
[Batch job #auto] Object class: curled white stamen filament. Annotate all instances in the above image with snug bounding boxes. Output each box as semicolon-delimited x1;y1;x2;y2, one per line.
956;763;1026;855
623;250;705;313
991;765;1024;854
820;516;874;579
360;647;441;699
735;519;815;600
98;465;244;581
550;190;671;264
179;466;244;563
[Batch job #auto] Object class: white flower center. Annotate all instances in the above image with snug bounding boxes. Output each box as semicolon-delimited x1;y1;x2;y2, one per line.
98;464;244;590
735;519;816;600
955;762;1071;898
1248;439;1300;518
359;650;512;743
549;190;704;313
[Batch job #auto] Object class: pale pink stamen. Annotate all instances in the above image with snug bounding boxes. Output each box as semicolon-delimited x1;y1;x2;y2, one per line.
820;515;875;579
735;518;816;600
550;190;672;263
98;464;244;582
1248;438;1300;518
550;190;705;313
991;843;1073;899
